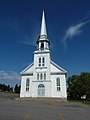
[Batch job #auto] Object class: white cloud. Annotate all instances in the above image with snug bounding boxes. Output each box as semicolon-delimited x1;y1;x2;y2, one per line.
62;20;90;49
0;71;20;81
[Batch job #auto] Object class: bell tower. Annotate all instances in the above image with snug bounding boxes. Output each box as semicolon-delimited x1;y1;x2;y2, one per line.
36;11;50;51
34;10;51;81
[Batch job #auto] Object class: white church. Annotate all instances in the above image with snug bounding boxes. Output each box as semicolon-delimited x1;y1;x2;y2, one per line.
20;11;67;99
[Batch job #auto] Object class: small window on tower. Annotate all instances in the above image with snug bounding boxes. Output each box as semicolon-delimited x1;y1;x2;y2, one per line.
41;43;44;49
42;57;45;66
39;58;41;66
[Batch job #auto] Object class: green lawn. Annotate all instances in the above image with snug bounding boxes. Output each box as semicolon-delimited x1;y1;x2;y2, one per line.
68;99;90;104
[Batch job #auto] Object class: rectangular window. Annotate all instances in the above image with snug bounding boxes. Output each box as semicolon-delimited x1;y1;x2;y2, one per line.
44;73;46;80
26;87;29;91
57;86;60;91
40;73;43;80
38;57;45;67
37;73;39;80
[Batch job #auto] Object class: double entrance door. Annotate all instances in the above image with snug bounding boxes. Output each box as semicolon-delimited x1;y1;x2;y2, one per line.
38;84;45;97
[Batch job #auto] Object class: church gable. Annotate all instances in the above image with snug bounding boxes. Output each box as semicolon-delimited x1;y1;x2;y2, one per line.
20;63;34;75
50;61;67;74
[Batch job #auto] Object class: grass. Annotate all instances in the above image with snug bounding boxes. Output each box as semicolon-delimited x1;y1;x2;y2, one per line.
68;99;90;104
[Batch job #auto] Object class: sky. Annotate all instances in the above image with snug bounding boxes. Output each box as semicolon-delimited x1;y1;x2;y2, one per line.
0;0;90;87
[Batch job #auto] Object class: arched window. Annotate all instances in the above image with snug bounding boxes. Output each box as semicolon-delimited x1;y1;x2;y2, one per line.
26;78;30;91
41;43;44;49
56;78;60;91
38;84;45;88
44;73;46;80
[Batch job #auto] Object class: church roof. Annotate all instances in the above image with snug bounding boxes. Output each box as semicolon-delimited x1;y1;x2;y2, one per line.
20;60;67;75
50;60;67;74
20;62;33;75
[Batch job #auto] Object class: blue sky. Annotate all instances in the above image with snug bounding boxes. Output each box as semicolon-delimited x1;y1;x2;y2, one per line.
0;0;90;87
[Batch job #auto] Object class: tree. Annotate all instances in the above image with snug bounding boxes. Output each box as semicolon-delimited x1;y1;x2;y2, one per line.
14;84;20;93
7;85;10;91
10;87;13;92
67;72;90;100
0;84;13;92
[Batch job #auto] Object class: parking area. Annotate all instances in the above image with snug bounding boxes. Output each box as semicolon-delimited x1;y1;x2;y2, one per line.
0;92;90;120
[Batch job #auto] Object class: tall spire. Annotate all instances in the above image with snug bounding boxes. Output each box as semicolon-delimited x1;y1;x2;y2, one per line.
36;10;50;45
40;10;47;36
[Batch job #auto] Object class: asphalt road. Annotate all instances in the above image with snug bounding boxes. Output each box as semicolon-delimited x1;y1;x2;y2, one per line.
0;93;90;120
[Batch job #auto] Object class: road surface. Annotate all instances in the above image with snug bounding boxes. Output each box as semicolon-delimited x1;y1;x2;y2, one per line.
0;92;90;120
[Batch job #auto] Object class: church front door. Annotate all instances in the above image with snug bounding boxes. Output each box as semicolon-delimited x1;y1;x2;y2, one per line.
38;84;45;97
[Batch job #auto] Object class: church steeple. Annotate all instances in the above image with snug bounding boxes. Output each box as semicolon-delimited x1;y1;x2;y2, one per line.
36;10;50;51
40;10;47;36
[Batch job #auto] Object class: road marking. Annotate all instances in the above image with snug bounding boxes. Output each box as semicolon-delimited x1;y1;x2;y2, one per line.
24;111;31;120
59;112;64;120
